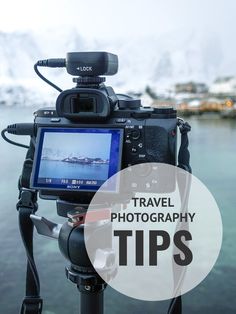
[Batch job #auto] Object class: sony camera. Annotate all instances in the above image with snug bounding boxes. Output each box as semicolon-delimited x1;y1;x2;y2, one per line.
29;52;177;202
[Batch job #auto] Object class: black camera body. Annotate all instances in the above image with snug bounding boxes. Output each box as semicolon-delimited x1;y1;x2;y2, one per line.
30;52;177;202
35;103;177;168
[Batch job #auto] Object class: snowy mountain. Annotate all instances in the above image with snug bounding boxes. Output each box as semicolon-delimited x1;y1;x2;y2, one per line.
0;27;234;105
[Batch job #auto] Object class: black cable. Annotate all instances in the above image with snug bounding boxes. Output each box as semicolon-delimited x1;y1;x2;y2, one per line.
19;221;40;294
168;296;182;314
1;129;29;149
34;63;62;92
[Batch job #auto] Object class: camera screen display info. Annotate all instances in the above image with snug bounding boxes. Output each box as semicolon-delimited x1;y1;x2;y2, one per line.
31;128;123;192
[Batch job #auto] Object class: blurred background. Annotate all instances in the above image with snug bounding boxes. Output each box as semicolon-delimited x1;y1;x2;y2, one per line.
0;0;235;313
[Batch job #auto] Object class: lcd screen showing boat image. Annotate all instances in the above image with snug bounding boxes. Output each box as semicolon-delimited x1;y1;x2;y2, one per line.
31;127;123;192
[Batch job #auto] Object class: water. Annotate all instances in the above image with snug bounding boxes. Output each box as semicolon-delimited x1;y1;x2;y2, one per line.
0;107;235;314
39;160;109;180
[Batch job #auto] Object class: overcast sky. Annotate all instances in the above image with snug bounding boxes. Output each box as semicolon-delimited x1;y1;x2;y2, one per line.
43;132;111;159
0;0;235;84
0;0;235;43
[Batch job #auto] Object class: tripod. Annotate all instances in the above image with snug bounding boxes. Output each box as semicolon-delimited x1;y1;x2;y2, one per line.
17;142;112;314
18;195;110;314
32;199;116;314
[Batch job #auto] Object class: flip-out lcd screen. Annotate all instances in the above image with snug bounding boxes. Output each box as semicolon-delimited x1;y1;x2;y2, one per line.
31;127;123;192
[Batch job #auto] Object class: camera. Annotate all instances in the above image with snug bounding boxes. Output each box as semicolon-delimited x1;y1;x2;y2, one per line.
27;52;177;199
1;52;177;203
1;52;191;314
29;52;177;202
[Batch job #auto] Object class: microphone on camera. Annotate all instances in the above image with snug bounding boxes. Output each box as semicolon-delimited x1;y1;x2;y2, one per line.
34;52;119;93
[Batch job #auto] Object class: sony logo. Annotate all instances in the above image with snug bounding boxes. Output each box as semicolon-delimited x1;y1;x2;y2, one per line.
77;66;93;72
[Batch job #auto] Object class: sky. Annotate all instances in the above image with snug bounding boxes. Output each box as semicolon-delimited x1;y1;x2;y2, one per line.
42;132;112;159
0;0;235;44
0;0;235;88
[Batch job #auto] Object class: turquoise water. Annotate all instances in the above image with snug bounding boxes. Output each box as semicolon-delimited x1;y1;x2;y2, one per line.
0;107;235;314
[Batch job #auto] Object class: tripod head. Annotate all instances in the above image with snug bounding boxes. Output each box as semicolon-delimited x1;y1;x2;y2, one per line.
30;202;116;314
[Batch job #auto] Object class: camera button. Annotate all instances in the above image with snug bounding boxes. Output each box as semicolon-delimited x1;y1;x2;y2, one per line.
116;118;127;123
50;118;61;122
131;147;137;153
130;130;140;140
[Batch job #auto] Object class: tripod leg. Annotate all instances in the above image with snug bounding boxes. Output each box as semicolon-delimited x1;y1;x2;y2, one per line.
80;290;104;314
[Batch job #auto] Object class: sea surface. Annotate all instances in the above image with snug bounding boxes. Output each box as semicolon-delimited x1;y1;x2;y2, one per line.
38;160;109;181
0;106;235;314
